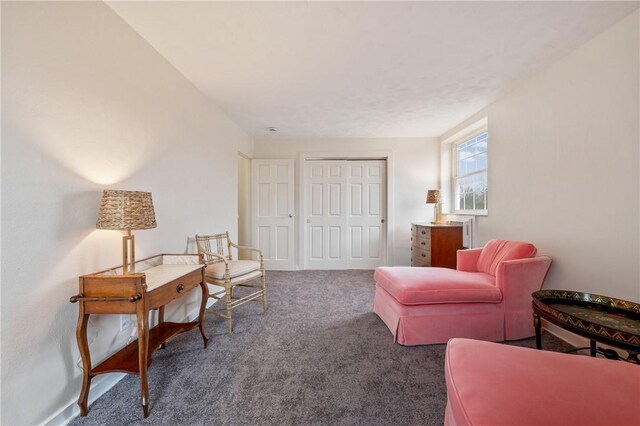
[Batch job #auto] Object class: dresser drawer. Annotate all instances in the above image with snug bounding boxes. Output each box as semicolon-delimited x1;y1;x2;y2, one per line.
411;224;431;236
412;247;431;263
411;252;431;266
413;226;430;238
412;236;430;249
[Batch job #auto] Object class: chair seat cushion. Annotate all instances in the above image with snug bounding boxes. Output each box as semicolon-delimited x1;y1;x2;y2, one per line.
445;338;640;425
205;260;261;280
374;267;501;305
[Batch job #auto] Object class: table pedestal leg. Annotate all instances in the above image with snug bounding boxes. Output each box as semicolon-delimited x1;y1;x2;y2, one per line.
136;297;150;418
76;308;92;416
533;313;542;350
198;276;209;348
590;339;597;357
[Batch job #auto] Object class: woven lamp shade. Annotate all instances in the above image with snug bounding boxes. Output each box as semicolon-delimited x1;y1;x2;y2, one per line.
96;190;157;231
426;189;441;204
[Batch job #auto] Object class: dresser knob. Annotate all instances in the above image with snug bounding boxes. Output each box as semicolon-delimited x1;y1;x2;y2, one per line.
176;284;185;293
421;231;426;235
421;242;426;246
421;253;426;258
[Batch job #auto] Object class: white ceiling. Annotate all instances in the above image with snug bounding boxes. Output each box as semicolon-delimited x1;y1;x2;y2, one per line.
108;1;639;139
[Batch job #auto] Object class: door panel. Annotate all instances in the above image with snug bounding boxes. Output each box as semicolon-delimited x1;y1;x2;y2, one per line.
252;159;295;270
304;161;348;269
346;160;386;268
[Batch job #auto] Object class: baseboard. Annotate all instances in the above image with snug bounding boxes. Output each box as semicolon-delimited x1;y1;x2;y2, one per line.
44;305;208;426
42;373;127;426
541;321;586;347
542;320;626;358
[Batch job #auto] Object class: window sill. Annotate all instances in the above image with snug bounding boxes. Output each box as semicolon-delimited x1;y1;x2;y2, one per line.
450;210;488;217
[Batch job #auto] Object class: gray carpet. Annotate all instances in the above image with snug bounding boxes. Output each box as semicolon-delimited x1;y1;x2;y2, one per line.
70;270;572;426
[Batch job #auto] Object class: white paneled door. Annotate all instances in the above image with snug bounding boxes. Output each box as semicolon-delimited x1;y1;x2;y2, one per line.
251;159;295;270
304;160;386;269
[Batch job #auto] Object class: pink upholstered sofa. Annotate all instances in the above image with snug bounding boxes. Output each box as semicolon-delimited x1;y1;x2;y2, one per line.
445;338;640;425
373;240;552;345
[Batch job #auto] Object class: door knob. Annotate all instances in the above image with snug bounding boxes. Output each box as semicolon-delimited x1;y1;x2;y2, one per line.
288;214;294;218
381;219;385;223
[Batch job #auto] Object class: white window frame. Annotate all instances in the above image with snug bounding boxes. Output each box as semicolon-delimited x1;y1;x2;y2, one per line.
451;128;488;216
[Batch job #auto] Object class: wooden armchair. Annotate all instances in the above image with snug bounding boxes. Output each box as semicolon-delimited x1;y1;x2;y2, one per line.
195;232;266;334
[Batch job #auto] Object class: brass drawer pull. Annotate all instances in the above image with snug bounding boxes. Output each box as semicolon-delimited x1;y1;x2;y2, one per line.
176;284;185;294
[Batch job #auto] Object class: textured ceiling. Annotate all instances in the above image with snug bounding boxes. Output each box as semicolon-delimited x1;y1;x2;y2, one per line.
108;1;639;138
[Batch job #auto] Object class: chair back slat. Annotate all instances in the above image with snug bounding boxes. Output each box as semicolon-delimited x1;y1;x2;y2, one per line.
195;232;232;265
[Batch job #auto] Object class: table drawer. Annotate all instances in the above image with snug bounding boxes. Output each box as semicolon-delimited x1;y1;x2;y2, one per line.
148;268;203;309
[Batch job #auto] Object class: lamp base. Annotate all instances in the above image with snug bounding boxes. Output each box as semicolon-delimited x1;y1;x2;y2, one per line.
122;231;135;274
430;203;443;225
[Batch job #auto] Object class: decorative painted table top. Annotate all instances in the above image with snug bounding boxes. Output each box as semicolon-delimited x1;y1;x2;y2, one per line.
532;290;640;353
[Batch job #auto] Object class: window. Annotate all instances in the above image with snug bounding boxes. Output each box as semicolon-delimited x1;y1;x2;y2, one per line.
453;131;488;213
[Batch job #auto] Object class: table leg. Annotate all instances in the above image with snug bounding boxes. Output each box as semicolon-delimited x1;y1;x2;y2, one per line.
590;340;597;357
533;313;542;350
136;297;150;418
76;308;92;416
158;306;166;349
198;274;209;349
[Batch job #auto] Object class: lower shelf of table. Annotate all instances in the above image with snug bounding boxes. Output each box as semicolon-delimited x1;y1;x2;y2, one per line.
91;321;199;375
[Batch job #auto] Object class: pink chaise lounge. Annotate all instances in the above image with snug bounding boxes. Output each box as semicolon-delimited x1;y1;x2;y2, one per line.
445;338;640;425
373;239;552;345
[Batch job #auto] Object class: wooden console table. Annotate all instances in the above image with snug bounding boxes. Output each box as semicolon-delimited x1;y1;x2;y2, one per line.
70;254;209;418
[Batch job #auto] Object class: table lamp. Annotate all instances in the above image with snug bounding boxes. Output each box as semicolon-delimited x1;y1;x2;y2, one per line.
426;189;442;224
96;190;157;274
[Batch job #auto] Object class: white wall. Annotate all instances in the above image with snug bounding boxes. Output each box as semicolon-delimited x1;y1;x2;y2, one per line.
1;2;253;424
253;137;440;266
440;11;639;301
237;154;252;259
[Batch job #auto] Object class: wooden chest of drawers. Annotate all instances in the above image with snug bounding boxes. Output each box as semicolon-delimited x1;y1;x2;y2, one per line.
411;222;464;269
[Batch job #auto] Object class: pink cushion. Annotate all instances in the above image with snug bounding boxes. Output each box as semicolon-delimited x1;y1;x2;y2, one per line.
477;239;537;276
374;287;504;345
445;338;640;426
374;267;501;305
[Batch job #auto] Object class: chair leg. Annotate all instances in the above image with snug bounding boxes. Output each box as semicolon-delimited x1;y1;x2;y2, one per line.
261;273;267;313
225;288;233;335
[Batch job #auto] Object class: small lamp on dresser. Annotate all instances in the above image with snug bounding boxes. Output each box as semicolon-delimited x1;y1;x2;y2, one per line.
426;189;442;224
96;190;157;274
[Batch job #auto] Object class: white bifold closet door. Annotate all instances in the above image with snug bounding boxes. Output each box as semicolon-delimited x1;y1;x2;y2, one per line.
304;160;386;269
